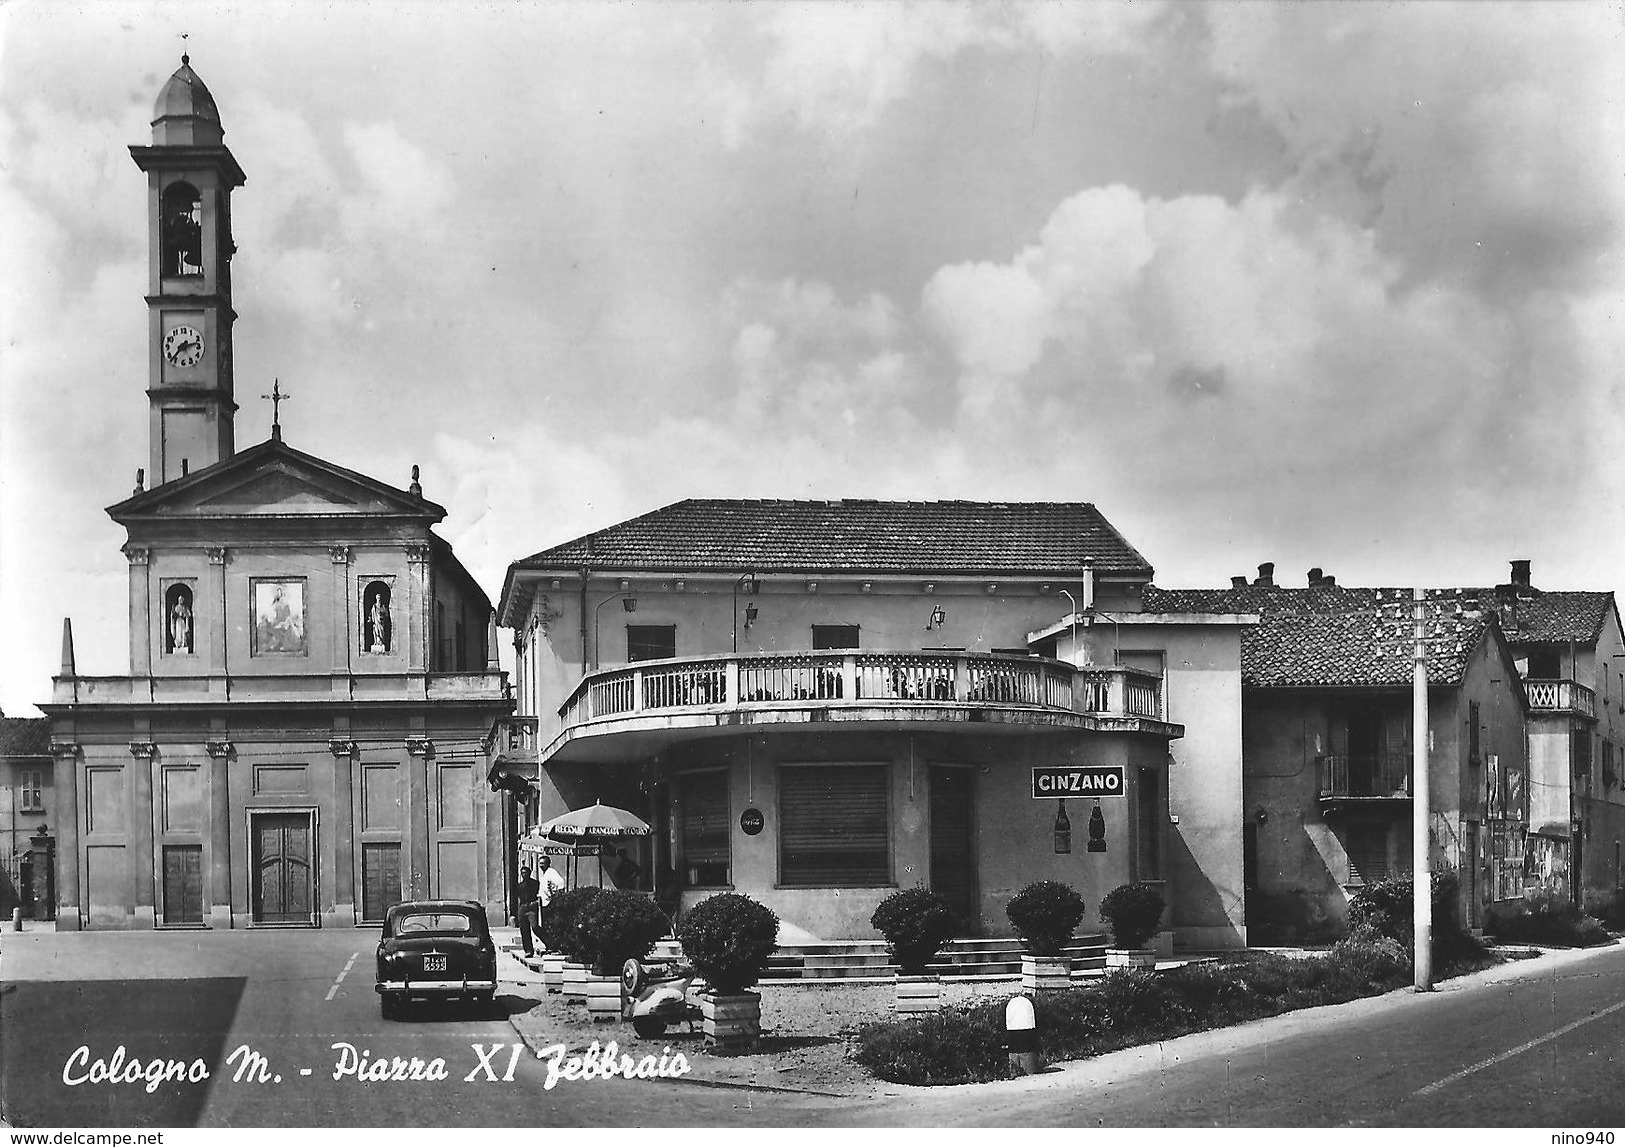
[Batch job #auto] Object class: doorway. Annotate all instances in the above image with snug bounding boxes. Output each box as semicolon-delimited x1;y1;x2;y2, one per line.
929;767;977;931
251;811;315;925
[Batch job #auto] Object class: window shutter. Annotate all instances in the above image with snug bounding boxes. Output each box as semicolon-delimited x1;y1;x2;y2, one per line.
779;765;889;886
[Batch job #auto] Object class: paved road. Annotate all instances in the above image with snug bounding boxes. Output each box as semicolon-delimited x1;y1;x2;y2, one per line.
867;942;1625;1127
4;928;1622;1127
0;928;852;1128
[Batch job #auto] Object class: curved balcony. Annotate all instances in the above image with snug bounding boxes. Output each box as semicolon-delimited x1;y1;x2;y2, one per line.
546;650;1176;765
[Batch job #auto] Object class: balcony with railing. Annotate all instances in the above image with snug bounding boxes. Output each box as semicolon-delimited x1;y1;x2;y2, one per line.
1524;679;1596;721
1317;753;1411;805
489;715;538;761
550;650;1172;762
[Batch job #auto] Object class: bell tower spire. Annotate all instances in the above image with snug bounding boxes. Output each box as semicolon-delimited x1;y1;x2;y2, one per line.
130;54;247;486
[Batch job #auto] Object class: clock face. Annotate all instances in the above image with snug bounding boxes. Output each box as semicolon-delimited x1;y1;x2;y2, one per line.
163;325;205;368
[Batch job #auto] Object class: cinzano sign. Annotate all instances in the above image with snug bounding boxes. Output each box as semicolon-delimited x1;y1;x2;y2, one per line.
1031;765;1126;799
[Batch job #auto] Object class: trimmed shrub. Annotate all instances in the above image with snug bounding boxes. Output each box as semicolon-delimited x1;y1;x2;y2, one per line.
575;888;672;975
1005;880;1086;955
871;888;959;975
1099;883;1166;950
1487;893;1614;948
541;886;607;965
678;892;780;994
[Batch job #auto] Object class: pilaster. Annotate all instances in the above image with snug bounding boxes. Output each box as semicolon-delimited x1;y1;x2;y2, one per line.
328;730;357;926
126;546;152;676
50;741;82;931
206;547;228;695
206;736;233;928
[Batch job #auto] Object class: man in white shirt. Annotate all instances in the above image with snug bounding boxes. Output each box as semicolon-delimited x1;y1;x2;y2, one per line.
536;856;567;949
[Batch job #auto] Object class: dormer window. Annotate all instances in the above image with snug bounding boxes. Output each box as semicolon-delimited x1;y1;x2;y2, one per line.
162;182;203;276
163;582;195;655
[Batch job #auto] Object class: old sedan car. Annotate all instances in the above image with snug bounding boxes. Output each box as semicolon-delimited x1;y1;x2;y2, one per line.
375;899;497;1018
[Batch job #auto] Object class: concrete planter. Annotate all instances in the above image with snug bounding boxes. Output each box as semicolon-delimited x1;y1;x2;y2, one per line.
894;974;942;1015
1106;948;1157;969
699;990;761;1054
1020;953;1073;991
562;960;589;1002
584;973;622;1023
542;954;565;993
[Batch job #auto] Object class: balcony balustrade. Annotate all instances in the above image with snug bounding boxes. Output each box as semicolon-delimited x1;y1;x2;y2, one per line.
490;715;538;759
1524;678;1596;720
558;650;1164;731
1317;753;1412;801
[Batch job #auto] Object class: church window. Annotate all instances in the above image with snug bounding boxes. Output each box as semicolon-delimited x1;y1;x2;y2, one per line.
161;182;204;277
362;580;393;654
163;582;195;655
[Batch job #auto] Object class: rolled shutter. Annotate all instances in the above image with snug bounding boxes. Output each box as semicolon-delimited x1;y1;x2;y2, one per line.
780;765;889;886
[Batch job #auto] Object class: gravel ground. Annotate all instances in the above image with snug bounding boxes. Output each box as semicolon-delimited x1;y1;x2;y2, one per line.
505;976;1025;1096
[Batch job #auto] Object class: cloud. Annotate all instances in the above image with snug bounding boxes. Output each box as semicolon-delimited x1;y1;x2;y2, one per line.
710;0;1169;148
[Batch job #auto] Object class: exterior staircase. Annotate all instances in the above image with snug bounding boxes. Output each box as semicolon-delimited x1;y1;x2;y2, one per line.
644;934;1108;982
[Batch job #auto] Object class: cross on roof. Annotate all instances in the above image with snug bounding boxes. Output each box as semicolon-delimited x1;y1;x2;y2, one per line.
262;379;290;440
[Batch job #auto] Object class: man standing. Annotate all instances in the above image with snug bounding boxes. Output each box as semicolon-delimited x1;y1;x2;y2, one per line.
515;864;541;958
536;856;566;947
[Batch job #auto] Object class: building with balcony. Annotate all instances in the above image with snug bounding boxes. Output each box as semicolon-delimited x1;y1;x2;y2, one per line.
497;499;1199;944
1145;569;1530;942
1488;561;1625;911
38;57;511;930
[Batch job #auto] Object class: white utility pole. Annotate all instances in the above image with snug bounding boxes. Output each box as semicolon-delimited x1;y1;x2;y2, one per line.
1413;587;1434;991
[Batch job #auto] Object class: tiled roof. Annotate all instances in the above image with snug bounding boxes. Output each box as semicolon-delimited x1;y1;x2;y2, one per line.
1142;585;1492;687
510;500;1154;578
1492;591;1614;645
0;717;50;757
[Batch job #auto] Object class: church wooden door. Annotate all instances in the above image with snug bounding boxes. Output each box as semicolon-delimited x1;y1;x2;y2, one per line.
252;812;315;924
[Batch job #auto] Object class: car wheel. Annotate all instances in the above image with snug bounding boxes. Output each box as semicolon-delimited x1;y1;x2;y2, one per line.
632;1017;666;1039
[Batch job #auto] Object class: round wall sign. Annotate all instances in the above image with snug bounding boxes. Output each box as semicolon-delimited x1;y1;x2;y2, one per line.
740;807;765;836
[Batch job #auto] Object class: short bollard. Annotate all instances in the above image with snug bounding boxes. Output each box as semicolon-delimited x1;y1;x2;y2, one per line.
10;908;21;932
1006;995;1040;1076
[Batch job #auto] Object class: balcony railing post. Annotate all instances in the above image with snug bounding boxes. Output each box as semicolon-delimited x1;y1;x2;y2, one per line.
725;659;740;706
631;668;645;714
953;655;970;702
841;654;857;701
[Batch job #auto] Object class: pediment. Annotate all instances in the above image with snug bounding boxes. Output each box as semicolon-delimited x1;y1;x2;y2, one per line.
196;468;369;512
109;439;444;523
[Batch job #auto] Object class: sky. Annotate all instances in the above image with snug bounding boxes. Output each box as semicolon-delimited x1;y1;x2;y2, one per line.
2;0;1624;717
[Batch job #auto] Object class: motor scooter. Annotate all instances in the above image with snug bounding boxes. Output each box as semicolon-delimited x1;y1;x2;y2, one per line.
620;957;707;1039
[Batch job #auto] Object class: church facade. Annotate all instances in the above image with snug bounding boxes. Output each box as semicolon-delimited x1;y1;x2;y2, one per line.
40;57;512;930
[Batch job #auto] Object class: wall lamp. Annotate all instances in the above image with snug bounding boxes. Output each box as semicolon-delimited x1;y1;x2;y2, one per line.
592;590;637;669
732;572;759;653
925;605;947;631
745;602;759;627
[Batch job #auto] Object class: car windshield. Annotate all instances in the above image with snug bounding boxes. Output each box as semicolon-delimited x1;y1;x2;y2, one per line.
392;910;476;936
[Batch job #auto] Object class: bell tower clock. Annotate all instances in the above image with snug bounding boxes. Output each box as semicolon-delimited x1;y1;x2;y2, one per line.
129;55;248;486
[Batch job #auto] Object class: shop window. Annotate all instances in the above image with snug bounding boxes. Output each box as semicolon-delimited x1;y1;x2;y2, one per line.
779;764;889;886
164;582;195;655
19;769;43;813
627;625;676;663
677;771;729;888
811;625;860;650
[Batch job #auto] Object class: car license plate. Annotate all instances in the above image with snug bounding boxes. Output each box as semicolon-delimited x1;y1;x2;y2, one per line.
423;955;447;973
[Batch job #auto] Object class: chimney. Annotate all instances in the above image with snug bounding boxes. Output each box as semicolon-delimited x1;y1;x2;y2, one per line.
1322;574;1336;587
1308;567;1324;586
1510;559;1532;588
1231;575;1248;589
1255;562;1275;587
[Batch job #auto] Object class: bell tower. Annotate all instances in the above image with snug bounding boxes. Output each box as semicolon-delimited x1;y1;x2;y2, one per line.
129;55;247;486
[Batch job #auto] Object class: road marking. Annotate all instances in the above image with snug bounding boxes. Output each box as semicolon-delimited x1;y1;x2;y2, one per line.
1413;997;1625;1096
324;952;360;1002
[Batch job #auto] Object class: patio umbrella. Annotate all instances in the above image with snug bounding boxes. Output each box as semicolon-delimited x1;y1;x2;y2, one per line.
531;800;652;887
